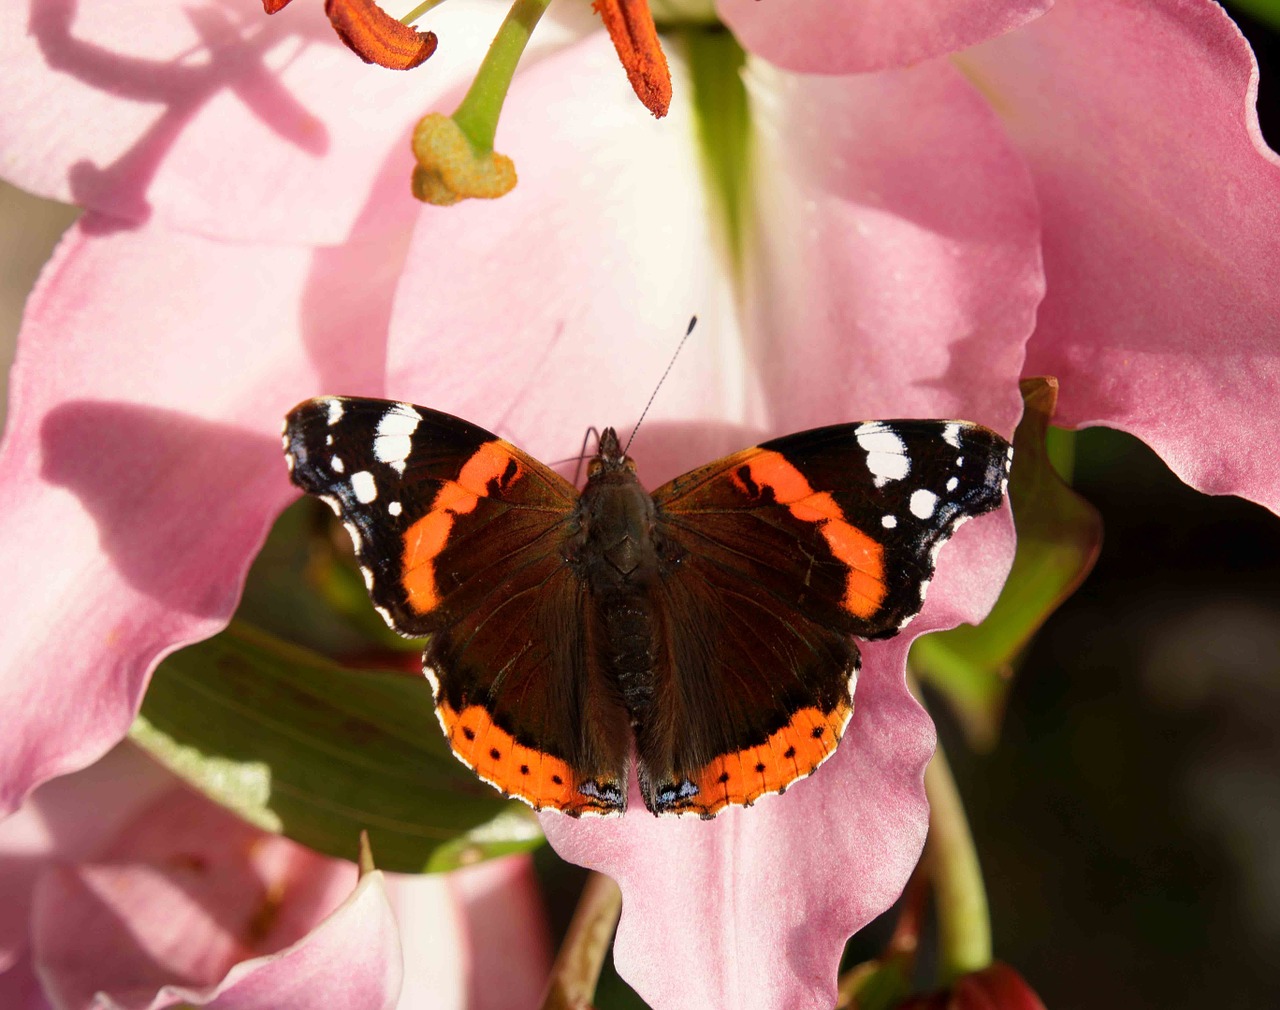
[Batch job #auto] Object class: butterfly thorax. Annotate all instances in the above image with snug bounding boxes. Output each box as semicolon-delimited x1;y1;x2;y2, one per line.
563;428;682;719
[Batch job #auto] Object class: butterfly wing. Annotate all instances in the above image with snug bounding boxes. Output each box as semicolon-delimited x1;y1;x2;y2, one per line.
284;396;631;815
638;420;1012;816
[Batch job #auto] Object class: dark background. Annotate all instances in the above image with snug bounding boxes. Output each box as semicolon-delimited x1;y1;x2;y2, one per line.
961;7;1280;1005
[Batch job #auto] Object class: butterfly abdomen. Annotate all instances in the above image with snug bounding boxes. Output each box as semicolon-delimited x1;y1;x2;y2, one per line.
564;465;671;720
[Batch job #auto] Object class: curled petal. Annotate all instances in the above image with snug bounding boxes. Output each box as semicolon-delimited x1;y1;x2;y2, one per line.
0;214;404;816
325;0;438;71
717;0;1051;74
262;0;293;14
961;0;1280;513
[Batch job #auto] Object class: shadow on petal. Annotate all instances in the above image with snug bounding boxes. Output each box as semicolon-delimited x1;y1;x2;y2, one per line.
29;0;331;232
40;400;284;617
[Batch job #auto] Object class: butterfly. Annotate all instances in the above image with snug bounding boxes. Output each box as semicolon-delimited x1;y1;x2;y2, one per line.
283;397;1012;818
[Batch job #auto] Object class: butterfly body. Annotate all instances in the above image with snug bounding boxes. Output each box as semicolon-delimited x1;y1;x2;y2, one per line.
284;397;1012;818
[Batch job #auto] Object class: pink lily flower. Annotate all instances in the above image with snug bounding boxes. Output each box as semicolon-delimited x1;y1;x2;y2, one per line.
0;744;551;1009
0;2;1274;1009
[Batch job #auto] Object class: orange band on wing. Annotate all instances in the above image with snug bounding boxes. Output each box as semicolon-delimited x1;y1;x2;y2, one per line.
436;699;622;816
665;700;853;817
736;450;887;618
401;442;524;614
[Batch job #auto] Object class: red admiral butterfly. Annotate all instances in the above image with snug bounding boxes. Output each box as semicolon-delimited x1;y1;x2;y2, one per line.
284;398;1011;818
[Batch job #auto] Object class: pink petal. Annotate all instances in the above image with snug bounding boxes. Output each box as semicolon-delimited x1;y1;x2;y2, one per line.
960;0;1280;512
32;787;360;1010
717;0;1051;74
0;950;51;1010
385;35;745;479
739;60;1042;440
384;36;1035;1009
0;745;170;974
0;213;408;816
389;855;552;1010
543;637;932;1010
0;0;585;243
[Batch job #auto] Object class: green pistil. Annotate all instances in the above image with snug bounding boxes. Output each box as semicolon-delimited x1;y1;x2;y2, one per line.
399;0;449;27
926;738;993;982
685;27;749;268
451;0;554;156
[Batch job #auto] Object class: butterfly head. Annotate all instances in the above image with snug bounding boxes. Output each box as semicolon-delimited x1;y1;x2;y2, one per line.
588;427;636;478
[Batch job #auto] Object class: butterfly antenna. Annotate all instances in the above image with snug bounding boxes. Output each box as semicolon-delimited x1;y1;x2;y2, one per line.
625;315;698;455
571;426;600;486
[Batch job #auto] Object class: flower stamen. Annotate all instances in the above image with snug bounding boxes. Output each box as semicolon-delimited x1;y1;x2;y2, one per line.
263;0;437;71
593;0;672;118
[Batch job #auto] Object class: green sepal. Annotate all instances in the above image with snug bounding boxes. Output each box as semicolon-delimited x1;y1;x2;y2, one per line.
911;377;1103;748
836;958;912;1010
131;621;543;873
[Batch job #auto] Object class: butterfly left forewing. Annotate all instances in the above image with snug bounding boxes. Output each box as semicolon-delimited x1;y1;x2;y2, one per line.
639;419;1011;815
284;396;631;815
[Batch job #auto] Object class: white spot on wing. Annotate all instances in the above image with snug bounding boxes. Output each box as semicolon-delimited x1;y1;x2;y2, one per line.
942;423;962;448
326;399;344;425
909;488;938;519
320;495;342;516
375;406;420;471
388;500;403;517
331;456;345;474
881;514;897;529
855;424;910;484
351;470;378;503
946;476;959;492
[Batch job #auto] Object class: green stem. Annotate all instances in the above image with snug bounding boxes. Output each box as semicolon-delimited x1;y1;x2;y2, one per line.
451;0;554;155
541;872;623;1010
925;737;992;982
399;0;449;26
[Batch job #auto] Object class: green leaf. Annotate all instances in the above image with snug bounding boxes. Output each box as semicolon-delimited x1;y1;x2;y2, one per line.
237;498;417;657
131;622;543;873
911;377;1103;749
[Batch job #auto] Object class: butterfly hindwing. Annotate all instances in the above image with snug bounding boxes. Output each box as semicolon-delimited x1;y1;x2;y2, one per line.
637;420;1011;815
284;396;631;815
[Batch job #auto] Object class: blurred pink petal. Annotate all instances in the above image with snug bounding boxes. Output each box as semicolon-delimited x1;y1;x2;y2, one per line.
0;213;410;817
388;35;1036;1010
32;787;364;1010
0;0;584;242
717;0;1051;74
390;856;552;1010
960;0;1280;512
0;746;170;987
